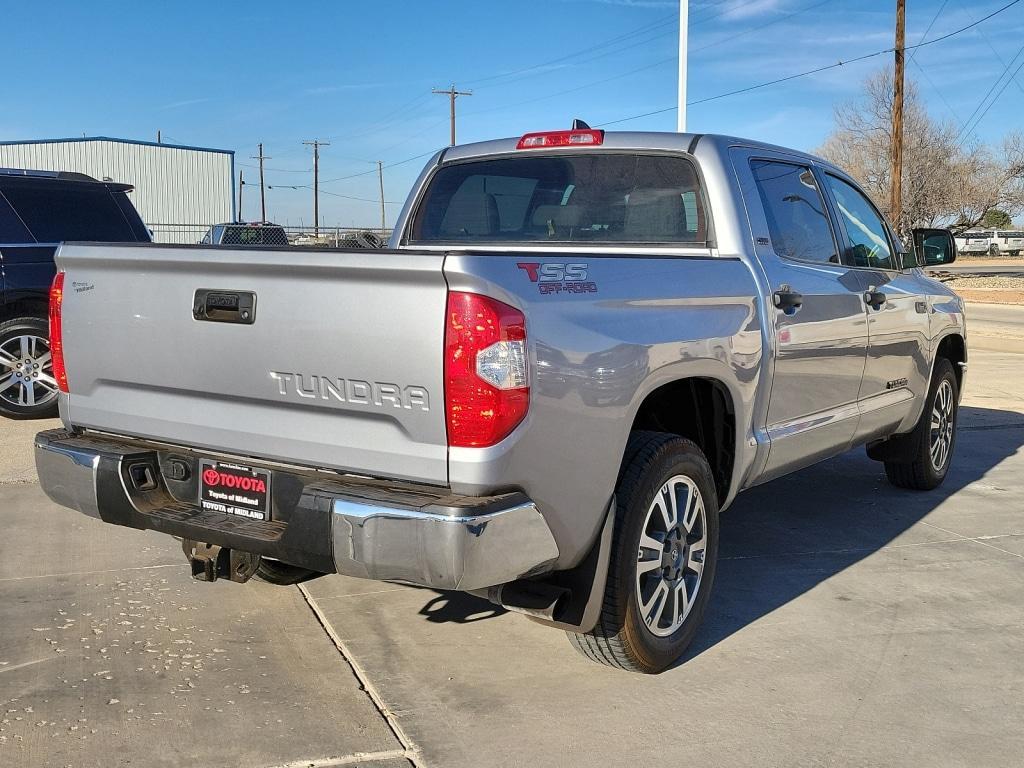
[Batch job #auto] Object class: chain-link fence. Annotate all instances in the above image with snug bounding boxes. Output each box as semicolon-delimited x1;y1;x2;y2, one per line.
147;223;393;248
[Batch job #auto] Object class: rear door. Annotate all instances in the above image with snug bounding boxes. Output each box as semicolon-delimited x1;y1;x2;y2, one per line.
0;190;54;305
732;149;869;480
57;244;450;485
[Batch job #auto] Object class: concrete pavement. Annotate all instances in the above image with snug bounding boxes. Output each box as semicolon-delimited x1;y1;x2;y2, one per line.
0;482;414;768
966;302;1024;354
2;349;1023;767
299;350;1024;768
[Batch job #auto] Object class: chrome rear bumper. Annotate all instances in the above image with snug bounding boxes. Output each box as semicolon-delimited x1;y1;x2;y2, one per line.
35;429;558;591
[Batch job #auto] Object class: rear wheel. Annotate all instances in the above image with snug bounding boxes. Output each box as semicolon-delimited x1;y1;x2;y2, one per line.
567;431;719;673
884;358;958;490
0;317;59;420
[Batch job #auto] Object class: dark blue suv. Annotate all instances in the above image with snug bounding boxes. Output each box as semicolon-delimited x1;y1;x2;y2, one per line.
0;169;150;418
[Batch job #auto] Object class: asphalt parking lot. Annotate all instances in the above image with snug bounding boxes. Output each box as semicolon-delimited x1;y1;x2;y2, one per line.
2;344;1022;767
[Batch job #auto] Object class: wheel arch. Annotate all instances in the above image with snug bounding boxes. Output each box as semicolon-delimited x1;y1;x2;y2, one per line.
0;297;49;325
934;332;966;393
627;376;737;507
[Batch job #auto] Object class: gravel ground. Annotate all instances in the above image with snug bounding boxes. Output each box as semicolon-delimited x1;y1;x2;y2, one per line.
938;275;1024;305
945;276;1024;290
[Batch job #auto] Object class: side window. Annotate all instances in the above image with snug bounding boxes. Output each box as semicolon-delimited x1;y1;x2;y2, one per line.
0;191;35;243
750;160;837;264
824;174;896;270
1;181;137;242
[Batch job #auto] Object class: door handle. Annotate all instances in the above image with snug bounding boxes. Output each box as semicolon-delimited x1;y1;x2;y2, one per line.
864;287;887;309
193;289;257;324
773;285;803;314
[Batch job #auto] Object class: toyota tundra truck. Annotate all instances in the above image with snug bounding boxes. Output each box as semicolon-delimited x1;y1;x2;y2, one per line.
35;129;966;673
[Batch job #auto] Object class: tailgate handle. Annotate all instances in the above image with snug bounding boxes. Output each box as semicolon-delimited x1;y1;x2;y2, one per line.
193;289;256;324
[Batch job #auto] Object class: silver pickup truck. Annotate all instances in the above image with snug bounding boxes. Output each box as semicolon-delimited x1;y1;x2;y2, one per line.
36;129;966;673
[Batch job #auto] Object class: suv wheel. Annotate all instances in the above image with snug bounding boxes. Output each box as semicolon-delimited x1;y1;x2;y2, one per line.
567;431;719;673
884;358;958;490
0;317;60;420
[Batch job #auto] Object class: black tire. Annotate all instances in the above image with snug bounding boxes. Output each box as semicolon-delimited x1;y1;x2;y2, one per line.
884;358;958;490
567;431;719;673
255;559;320;585
0;316;59;420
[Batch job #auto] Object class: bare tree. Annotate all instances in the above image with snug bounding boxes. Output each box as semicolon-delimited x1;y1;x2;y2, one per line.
818;69;1024;235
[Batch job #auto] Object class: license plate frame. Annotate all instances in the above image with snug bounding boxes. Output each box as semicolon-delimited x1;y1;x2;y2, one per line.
199;460;272;521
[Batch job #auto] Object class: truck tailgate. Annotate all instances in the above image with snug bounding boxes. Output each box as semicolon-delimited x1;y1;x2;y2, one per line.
56;243;449;485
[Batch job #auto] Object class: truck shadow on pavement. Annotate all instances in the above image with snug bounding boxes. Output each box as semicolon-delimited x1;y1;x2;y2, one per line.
683;404;1024;663
411;407;1024;663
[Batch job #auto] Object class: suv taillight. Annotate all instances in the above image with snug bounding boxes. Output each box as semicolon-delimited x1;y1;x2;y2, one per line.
49;271;69;393
444;292;529;448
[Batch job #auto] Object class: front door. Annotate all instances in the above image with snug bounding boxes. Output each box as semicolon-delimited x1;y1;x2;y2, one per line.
820;172;931;441
732;150;870;481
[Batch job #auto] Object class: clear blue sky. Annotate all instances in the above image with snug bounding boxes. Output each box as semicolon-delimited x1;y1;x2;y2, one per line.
4;0;1023;227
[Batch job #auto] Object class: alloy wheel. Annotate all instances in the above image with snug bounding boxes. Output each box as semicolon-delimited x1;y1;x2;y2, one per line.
929;379;955;472
635;474;707;637
0;334;58;410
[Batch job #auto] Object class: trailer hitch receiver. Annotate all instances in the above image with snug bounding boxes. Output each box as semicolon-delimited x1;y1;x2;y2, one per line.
182;539;260;583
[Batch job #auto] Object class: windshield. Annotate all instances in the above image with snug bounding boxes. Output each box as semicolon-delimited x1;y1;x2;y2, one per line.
409;152;707;245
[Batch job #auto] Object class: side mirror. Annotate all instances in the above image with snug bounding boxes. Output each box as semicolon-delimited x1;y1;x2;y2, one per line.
912;228;957;267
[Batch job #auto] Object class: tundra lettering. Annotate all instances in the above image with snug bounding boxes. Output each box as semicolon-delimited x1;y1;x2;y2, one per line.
269;371;430;411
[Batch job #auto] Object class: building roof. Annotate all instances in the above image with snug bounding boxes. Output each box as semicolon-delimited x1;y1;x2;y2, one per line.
0;136;233;156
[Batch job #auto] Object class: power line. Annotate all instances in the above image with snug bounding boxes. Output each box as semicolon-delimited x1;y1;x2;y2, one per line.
957;0;1024;97
319;148;441;185
907;0;949;64
268;184;404;205
956;39;1024;143
462;0;790;97
459;0;839;123
598;0;1023;127
464;15;675;88
960;54;1024;143
689;0;836;55
238;162;311;174
462;0;766;91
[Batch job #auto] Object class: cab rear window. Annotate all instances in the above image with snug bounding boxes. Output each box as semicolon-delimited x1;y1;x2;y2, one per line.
409;153;707;245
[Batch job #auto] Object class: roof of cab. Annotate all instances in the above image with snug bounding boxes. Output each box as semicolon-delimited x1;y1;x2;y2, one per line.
439;131;827;168
0;167;134;193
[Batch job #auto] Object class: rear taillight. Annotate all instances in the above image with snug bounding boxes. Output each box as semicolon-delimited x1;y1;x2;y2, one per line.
48;271;69;393
444;292;529;448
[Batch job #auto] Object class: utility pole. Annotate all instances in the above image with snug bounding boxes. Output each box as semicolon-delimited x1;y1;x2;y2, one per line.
252;143;271;223
237;170;244;223
890;0;905;229
377;160;386;235
303;139;330;237
432;84;472;146
677;0;688;132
